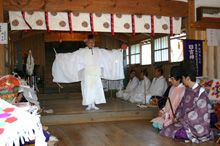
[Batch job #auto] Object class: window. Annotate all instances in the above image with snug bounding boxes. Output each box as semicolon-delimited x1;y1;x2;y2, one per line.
154;36;169;62
141;42;151;65
126;47;129;65
130;44;140;64
170;34;185;62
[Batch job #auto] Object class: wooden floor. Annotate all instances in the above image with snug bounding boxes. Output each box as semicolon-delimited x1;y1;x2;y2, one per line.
38;93;158;125
47;119;217;146
38;93;217;145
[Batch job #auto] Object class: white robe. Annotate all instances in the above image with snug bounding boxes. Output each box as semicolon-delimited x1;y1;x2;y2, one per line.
52;47;124;105
145;75;168;104
122;76;139;100
129;76;151;103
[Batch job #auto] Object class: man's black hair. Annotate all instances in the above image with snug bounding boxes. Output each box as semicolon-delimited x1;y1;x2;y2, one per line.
181;59;197;82
140;68;148;76
130;69;136;74
86;34;95;42
155;65;163;75
170;66;182;83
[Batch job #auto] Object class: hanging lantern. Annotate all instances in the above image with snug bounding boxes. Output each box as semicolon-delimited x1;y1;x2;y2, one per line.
121;43;127;51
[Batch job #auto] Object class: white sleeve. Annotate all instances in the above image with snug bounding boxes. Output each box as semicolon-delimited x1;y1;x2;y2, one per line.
99;49;125;80
150;78;167;96
52;50;81;83
144;77;151;94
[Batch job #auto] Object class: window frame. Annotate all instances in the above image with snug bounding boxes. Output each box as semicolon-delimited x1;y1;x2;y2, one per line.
140;40;152;65
128;43;141;65
153;35;170;65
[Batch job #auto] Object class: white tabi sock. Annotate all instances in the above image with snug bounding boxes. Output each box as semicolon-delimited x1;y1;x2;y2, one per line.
86;104;92;110
91;103;99;110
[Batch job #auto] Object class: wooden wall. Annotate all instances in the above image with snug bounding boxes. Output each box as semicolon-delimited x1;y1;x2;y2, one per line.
14;34;45;78
96;34;123;50
196;30;220;79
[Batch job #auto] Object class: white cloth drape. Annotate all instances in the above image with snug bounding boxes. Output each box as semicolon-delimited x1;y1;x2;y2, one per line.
26;50;35;76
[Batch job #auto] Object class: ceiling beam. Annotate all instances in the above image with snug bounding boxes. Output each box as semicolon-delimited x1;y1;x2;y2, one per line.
192;21;220;30
44;31;100;42
3;0;188;17
128;33;151;44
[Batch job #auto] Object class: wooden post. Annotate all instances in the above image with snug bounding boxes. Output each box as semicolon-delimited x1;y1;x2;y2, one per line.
0;0;5;77
58;86;60;94
186;0;196;39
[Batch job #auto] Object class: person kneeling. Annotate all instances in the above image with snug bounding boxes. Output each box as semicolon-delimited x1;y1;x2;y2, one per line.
129;69;151;103
160;60;214;143
151;66;185;129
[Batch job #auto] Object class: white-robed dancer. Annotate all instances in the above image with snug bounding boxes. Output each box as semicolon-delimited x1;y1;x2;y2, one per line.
52;35;124;110
120;70;139;101
129;69;151;103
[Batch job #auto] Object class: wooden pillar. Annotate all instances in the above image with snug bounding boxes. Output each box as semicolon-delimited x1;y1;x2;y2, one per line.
0;0;5;76
186;0;196;39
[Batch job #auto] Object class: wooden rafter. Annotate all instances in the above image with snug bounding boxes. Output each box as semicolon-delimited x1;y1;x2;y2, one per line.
3;0;188;17
192;21;220;30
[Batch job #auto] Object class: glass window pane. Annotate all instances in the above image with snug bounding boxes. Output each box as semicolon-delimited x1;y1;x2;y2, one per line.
126;47;129;55
154;51;158;62
162;50;165;61
155;51;162;62
136;54;140;64
158;38;161;50
131;45;135;54
165;36;168;48
141;44;151;65
131;55;135;64
162;49;168;61
127;56;129;65
136;44;140;54
154;39;158;50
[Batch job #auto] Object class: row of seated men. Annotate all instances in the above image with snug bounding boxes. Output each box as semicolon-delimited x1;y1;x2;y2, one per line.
116;65;168;108
117;60;214;143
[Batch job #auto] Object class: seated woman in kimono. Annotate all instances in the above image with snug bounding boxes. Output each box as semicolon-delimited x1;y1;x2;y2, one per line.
160;60;214;143
151;66;185;129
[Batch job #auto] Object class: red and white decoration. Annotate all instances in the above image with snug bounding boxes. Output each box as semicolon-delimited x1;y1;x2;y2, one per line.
9;11;182;35
135;15;151;33
93;13;111;32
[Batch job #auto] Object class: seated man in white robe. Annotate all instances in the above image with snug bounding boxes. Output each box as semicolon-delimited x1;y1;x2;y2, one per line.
120;70;139;101
144;66;168;104
129;69;151;103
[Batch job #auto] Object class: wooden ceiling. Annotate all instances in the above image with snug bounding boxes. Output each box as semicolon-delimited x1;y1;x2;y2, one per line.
3;0;188;17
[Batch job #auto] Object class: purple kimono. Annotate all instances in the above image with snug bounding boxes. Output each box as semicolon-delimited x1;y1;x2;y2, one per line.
160;83;214;143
